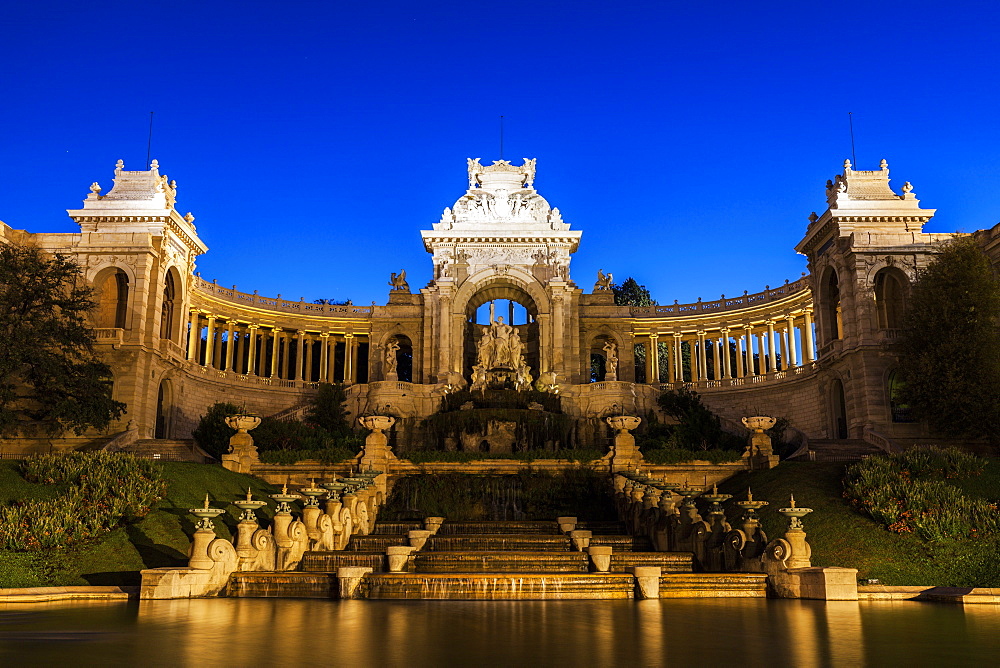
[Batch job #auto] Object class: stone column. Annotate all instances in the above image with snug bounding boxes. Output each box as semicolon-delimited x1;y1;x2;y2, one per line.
744;326;754;375
787;315;799;367
247;324;259;375
803;310;815;362
271;330;281;378
712;338;722;380
697;332;707;381
767;321;777;373
756;331;766;374
224;320;236;371
666;338;676;384
204;315;217;368
536;313;551;376
186;310;200;361
649;333;660;384
212;322;224;369
295;331;306;381
721;329;732;378
345;333;356;384
437;293;453;379
280;332;290;379
674;334;684;382
319;333;330;382
235;325;246;373
274;331;290;378
304;334;314;382
735;329;745;377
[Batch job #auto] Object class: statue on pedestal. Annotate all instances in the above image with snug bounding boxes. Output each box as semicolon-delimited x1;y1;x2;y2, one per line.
384;338;400;380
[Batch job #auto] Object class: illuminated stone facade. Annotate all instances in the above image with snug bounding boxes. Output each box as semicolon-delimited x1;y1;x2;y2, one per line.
1;156;991;449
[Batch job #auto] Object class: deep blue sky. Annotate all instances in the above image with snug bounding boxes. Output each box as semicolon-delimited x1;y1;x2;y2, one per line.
2;2;998;306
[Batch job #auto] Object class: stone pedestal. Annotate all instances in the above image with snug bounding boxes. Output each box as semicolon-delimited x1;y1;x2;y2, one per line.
606;416;642;472
337;567;373;599
408;530;432;550
587;546;612;572
358;415;397;471
424;517;445;534
569;529;592;551
188;529;216;569
387;546;415;572
557;516;577;533
222;414;262;474
630;566;661;599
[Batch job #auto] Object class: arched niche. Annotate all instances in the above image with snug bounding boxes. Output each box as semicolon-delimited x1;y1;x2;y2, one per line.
588;332;622;382
874;268;908;330
160;268;183;341
829;377;848;439
155;378;173;439
819;267;842;343
93;267;131;329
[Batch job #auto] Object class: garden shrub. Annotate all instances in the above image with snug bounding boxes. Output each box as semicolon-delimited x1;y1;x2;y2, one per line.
844;447;998;541
1;452;166;551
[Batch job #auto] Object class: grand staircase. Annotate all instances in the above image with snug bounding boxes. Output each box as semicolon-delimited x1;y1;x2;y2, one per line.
228;519;767;600
117;439;213;462
794;439;883;462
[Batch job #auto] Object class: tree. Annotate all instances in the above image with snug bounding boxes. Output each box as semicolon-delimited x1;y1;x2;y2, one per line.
612;277;656;307
191;402;242;459
0;242;126;436
305;382;351;436
896;236;1000;444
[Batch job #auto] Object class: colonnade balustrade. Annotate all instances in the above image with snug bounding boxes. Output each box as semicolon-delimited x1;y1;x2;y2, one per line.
184;310;365;387
640;311;817;389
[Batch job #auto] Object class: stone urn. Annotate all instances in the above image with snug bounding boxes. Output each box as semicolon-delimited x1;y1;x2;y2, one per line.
606;416;642;472
359;415;396;432
222;414;262;474
359;415;396;470
742;415;777;464
606;415;642;433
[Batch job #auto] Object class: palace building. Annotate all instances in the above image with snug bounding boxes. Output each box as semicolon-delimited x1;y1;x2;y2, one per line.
3;156;998;453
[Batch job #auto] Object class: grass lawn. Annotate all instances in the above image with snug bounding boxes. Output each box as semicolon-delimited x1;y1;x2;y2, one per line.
0;461;279;588
716;460;1000;587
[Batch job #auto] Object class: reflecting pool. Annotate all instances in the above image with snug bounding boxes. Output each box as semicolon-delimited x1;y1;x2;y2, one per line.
2;598;999;667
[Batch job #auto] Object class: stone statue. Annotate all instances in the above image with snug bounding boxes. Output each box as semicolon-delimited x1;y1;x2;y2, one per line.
603;341;619;379
389;270;409;292
384;338;400;378
595;269;614;291
467;158;481;188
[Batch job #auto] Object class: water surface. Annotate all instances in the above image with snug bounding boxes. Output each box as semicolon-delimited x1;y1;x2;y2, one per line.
2;598;999;667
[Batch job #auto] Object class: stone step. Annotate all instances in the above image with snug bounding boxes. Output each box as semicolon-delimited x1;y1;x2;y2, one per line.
362;572;637;600
227;572;335;598
436;521;561;535
413;551;588;573
610;552;693;573
427;534;572;552
301;551;386;572
658;572;769;598
118;439;209;462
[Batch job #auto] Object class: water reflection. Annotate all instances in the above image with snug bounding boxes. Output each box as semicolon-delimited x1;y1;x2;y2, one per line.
1;599;999;667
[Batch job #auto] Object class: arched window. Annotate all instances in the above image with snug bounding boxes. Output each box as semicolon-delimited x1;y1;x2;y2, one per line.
821;269;842;342
394;335;414;383
888;371;915;423
874;270;907;329
160;272;176;340
96;269;129;329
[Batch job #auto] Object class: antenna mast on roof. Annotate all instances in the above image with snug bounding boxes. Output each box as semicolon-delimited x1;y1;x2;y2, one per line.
146;112;154;169
848;111;857;168
499;115;504;161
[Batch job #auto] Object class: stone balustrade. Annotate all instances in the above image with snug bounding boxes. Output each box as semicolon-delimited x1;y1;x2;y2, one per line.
628;277;810;317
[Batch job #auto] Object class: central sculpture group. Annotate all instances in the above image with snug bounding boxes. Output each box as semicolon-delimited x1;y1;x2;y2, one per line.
470;316;533;391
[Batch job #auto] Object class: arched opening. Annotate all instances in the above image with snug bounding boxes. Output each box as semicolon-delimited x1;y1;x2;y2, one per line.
160;271;177;340
874;269;907;329
464;284;540;384
387;334;414;383
96;269;129;329
888;370;915;423
155;379;172;439
830;378;848;439
589;335;618;382
821;269;842;343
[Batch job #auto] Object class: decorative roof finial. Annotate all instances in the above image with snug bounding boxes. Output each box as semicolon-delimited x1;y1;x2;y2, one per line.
844;159;852;171
150;159;159;171
89;182;101;195
184;212;196;223
808;212;818;223
880;158;888;171
902;181;913;194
